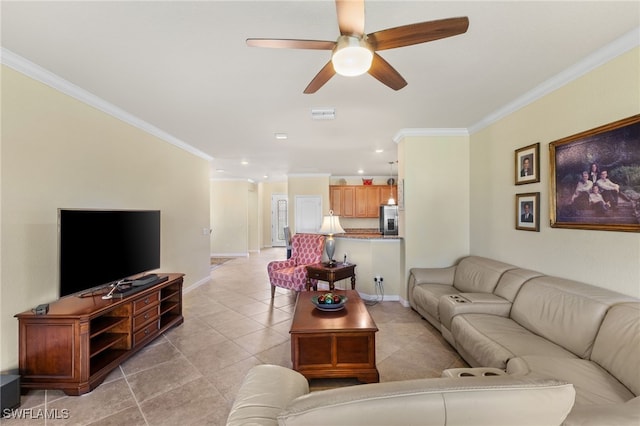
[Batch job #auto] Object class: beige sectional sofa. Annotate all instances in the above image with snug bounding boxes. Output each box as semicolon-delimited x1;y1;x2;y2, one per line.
226;256;638;425
408;256;640;425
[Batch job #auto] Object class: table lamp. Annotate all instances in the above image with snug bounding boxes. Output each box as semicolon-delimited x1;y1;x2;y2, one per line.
318;210;345;267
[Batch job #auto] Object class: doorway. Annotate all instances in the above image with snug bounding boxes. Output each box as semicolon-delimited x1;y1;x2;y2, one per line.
271;194;288;247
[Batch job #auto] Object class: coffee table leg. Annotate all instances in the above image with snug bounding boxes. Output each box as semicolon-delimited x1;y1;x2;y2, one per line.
351;275;356;290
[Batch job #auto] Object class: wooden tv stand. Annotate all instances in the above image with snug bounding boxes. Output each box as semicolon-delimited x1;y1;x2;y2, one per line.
15;273;184;395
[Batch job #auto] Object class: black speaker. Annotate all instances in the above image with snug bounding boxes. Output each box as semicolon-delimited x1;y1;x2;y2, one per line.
0;375;21;411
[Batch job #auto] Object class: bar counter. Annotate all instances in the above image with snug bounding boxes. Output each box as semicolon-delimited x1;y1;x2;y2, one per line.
330;230;403;298
335;228;402;240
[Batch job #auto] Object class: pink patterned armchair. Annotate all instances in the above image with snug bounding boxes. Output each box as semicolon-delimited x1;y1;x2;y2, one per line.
267;233;325;298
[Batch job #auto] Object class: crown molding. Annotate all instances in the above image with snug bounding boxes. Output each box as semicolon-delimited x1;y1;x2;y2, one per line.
393;128;469;143
287;173;332;178
468;26;640;134
1;48;213;162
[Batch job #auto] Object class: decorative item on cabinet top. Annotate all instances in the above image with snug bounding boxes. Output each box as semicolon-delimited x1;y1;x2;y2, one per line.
362;178;373;185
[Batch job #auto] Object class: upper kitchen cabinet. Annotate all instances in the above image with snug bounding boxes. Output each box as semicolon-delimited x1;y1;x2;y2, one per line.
330;185;396;218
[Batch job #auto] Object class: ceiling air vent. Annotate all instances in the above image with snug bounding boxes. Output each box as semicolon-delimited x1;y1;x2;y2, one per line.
311;108;336;120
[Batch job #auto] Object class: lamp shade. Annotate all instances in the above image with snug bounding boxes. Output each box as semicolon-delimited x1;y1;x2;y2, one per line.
331;36;373;77
318;213;345;235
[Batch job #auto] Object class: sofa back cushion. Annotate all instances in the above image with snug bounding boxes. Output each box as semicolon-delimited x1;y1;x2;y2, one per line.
590;302;640;396
511;276;635;359
493;268;544;303
453;256;516;293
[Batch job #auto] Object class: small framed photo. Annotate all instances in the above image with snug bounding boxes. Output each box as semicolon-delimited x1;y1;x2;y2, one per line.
516;192;540;231
515;143;540;185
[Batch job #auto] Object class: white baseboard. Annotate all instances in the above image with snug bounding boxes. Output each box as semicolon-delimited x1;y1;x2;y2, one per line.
210;253;249;258
183;275;212;294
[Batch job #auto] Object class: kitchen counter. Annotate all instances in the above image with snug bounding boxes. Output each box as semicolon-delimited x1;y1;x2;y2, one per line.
336;229;402;240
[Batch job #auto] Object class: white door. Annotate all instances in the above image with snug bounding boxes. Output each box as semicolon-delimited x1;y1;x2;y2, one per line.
271;194;288;247
295;195;322;233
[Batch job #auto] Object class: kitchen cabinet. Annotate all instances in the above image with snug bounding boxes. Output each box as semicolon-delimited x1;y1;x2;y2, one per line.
330;185;396;218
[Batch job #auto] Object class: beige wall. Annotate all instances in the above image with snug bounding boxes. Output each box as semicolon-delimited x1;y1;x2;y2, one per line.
210;179;252;256
399;133;471;298
470;47;640;297
1;66;212;371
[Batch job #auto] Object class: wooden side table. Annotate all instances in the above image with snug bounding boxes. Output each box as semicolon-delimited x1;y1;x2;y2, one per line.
305;262;356;291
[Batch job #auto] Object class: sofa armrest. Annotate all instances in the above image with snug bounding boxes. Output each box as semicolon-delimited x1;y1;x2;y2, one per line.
439;293;512;331
279;376;575;426
409;266;456;286
226;365;309;426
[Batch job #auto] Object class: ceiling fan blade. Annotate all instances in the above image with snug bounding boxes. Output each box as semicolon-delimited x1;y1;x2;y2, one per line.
368;17;469;51
368;53;407;91
304;61;336;94
246;38;335;50
335;0;365;35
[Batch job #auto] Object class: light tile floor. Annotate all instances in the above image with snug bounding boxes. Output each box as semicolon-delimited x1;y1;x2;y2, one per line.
6;248;466;425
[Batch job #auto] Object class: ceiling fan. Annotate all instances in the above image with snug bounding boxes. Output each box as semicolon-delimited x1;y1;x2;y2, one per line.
246;0;469;94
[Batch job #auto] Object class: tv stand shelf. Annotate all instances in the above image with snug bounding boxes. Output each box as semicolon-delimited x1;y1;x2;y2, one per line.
15;273;184;396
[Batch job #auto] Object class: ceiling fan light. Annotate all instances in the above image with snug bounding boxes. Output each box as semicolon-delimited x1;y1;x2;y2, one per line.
331;36;373;77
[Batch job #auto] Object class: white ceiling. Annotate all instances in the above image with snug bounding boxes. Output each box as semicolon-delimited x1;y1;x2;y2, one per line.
2;1;639;182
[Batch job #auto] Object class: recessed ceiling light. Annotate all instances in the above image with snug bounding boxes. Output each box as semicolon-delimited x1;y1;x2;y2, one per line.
274;133;288;140
375;149;384;153
241;160;249;165
357;169;364;174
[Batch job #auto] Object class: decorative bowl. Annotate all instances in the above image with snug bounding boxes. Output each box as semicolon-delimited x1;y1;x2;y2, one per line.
362;178;373;185
311;294;348;311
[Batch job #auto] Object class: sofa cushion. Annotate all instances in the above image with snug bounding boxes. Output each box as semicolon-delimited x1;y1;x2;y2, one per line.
451;314;577;369
506;356;634;406
510;276;634;359
452;256;516;293
590;302;640;397
562;396;640;426
411;283;460;325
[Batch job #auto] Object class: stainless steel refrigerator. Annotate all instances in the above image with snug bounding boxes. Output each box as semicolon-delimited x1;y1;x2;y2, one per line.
379;205;398;235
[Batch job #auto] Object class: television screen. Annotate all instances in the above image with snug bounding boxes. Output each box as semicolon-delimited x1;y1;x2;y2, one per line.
59;209;161;297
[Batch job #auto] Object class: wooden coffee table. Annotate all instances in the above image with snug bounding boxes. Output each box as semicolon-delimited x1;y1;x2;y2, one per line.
290;290;379;383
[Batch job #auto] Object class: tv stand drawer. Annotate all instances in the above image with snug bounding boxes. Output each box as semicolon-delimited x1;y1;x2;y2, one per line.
133;305;160;330
133;321;160;346
133;291;160;313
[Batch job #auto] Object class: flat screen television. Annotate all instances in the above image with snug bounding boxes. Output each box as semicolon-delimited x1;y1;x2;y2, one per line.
59;209;161;297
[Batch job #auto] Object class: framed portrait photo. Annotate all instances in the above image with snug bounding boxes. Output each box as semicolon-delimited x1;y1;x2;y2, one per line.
549;114;640;232
515;143;540;185
516;192;540;231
